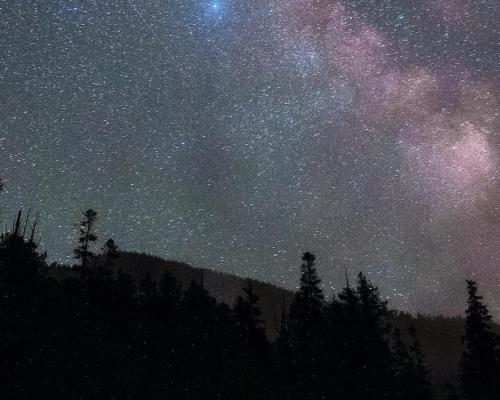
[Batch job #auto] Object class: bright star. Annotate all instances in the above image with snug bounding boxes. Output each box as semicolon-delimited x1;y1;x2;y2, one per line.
206;1;223;20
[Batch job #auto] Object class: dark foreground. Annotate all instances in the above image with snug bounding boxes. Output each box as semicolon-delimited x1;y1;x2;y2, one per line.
0;211;497;400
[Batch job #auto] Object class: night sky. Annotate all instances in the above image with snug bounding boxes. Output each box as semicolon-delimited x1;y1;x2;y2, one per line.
1;0;500;317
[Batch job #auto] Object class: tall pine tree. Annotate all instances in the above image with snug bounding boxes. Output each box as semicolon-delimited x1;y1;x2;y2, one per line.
459;280;500;400
233;281;271;399
392;326;434;400
234;281;265;338
288;252;325;399
74;209;98;271
102;238;119;269
289;252;324;341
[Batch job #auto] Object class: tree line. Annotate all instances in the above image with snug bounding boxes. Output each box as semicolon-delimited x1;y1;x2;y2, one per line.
0;207;498;399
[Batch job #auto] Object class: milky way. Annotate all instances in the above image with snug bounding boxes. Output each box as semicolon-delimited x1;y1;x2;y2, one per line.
1;0;500;317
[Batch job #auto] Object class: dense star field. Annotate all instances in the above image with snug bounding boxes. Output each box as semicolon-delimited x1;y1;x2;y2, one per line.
1;0;500;317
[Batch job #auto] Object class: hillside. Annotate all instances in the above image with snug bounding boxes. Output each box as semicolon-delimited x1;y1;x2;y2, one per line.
49;252;295;335
49;252;472;397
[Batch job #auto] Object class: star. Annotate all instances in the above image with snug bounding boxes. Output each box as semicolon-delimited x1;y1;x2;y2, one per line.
2;0;500;319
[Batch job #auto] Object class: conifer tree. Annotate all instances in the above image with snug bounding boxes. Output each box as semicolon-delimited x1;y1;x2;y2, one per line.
178;280;220;398
102;238;119;269
459;280;500;400
74;209;98;270
0;211;50;398
234;281;264;338
233;281;271;399
288;252;325;399
334;273;395;399
356;272;390;330
0;210;46;286
356;273;395;398
289;252;324;341
408;325;433;399
392;326;434;400
334;281;362;398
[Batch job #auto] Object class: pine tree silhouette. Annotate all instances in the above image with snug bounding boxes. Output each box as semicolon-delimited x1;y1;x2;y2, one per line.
392;326;434;400
74;209;98;271
102;238;119;269
408;325;433;399
459;280;500;400
178;280;222;398
335;280;362;399
288;252;325;399
0;210;46;286
0;211;53;399
289;252;324;341
356;273;395;399
234;281;265;337
334;272;396;400
233;281;271;399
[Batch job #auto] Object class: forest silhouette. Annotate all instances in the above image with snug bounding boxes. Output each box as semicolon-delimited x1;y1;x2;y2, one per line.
0;204;498;400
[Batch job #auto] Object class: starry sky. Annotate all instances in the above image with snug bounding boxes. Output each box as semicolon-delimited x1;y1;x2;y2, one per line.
1;0;500;317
